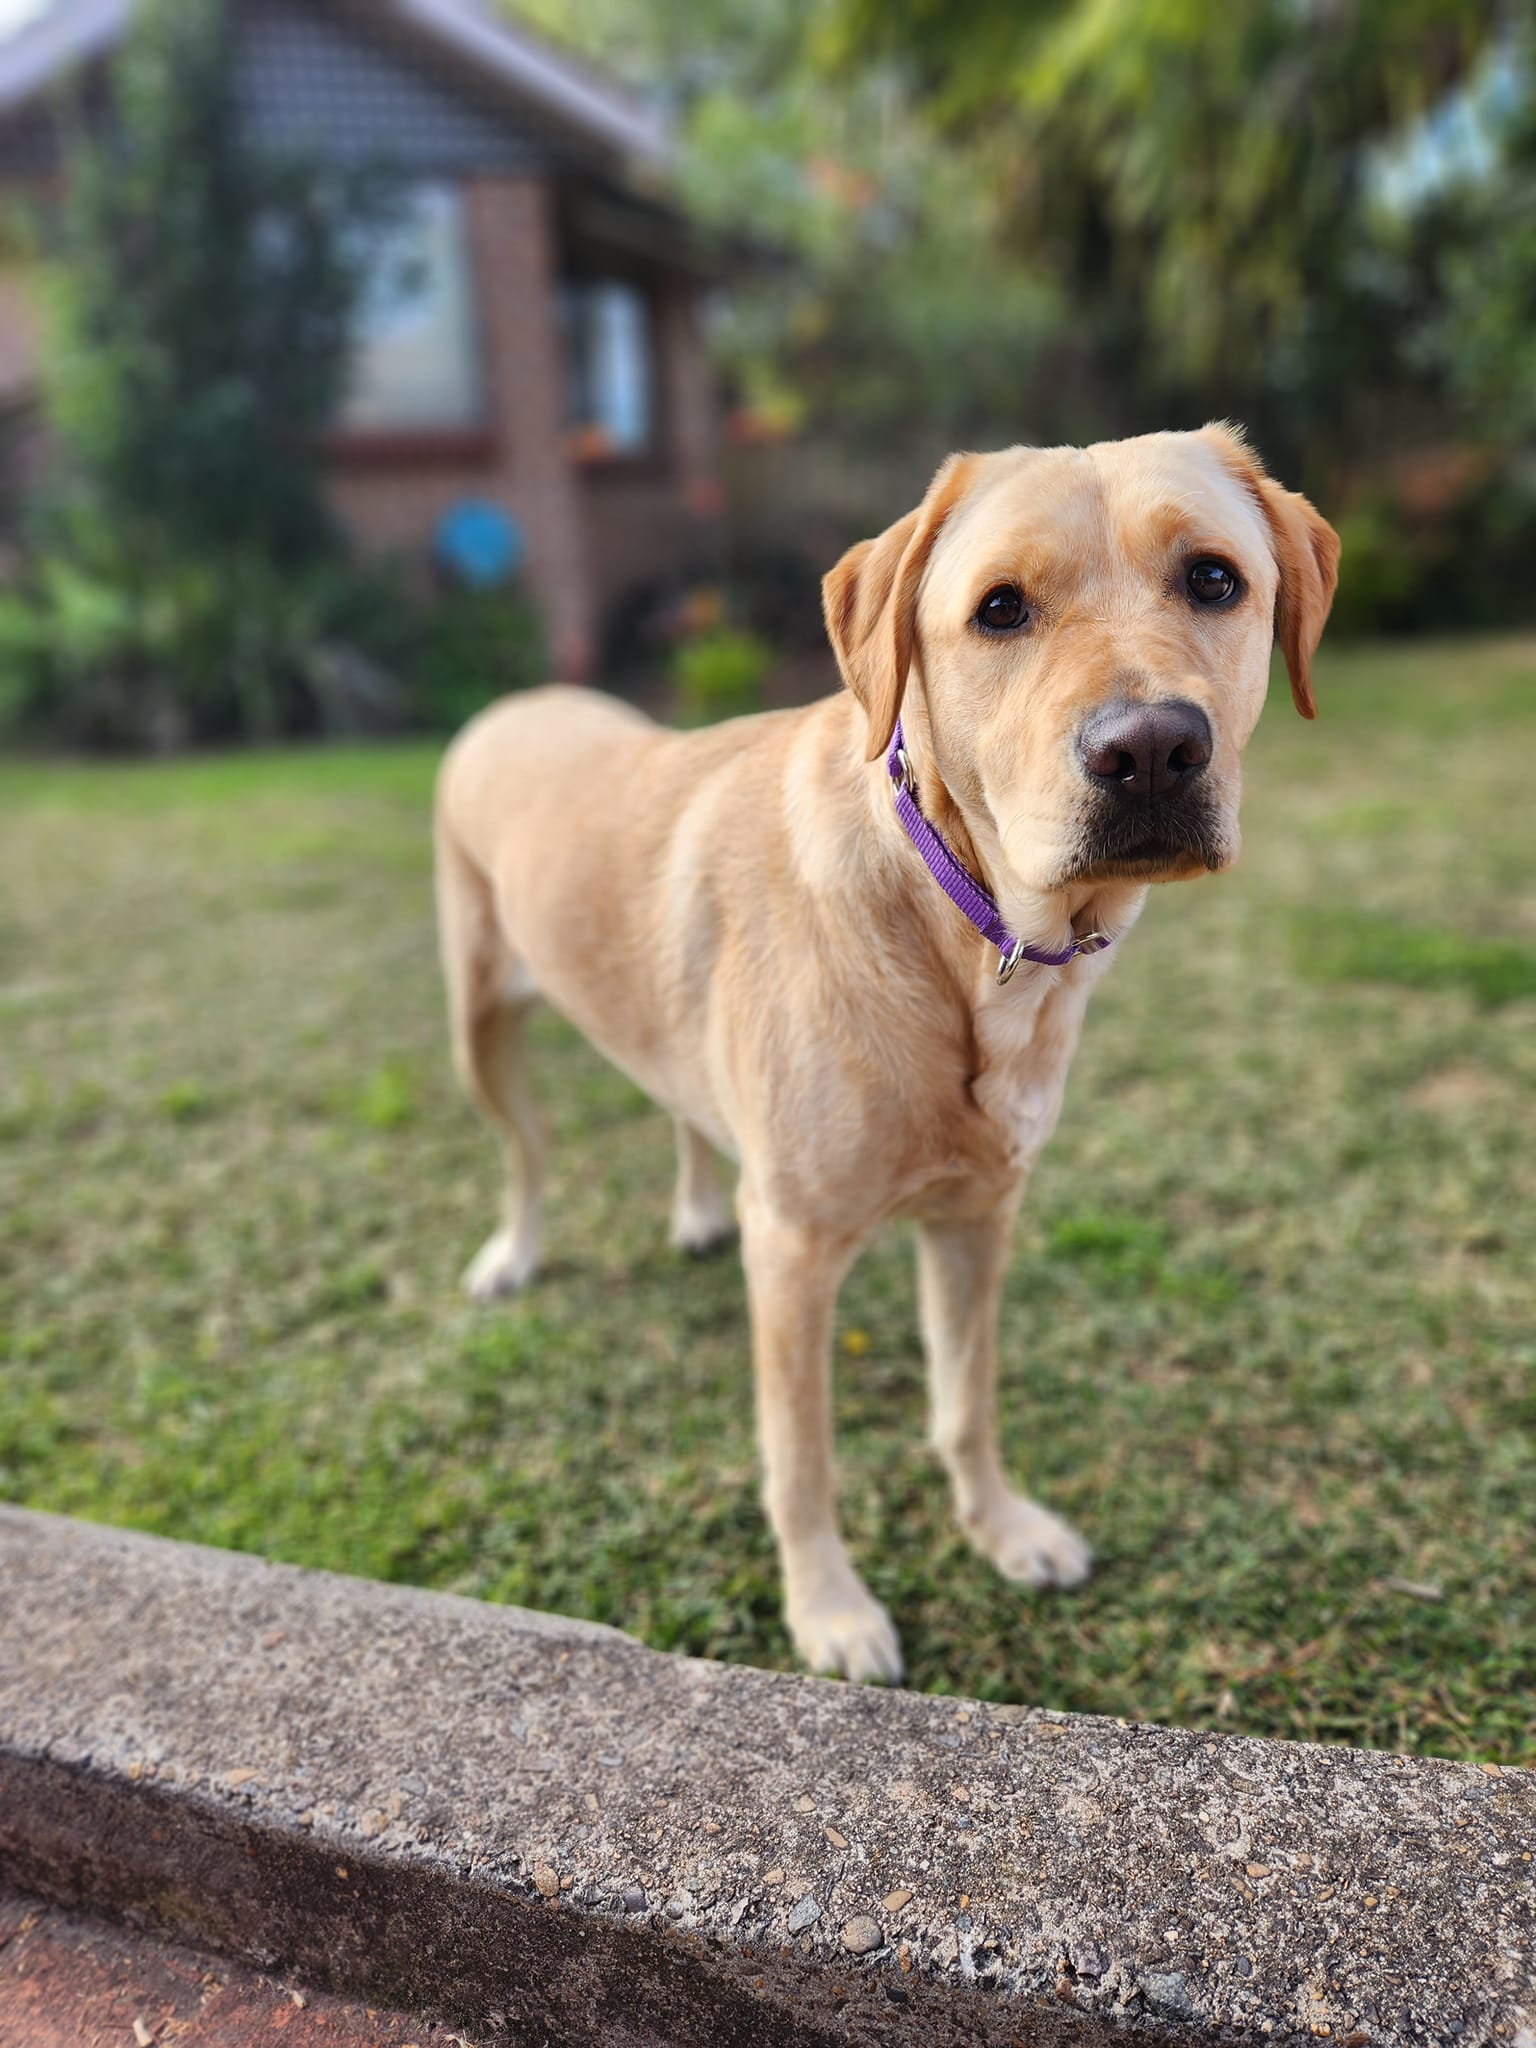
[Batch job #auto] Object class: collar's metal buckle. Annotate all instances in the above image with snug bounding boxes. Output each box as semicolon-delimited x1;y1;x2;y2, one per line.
997;940;1025;985
1072;929;1111;957
892;747;914;799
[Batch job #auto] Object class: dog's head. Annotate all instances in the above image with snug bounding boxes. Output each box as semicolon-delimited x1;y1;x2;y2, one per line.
823;425;1339;898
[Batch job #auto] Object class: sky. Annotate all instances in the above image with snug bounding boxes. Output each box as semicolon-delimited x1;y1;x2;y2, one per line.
0;0;54;34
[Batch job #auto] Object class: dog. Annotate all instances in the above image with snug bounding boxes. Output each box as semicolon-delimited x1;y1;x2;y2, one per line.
434;423;1340;1683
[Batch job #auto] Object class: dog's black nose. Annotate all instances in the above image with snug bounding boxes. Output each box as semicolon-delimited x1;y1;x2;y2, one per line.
1077;698;1212;802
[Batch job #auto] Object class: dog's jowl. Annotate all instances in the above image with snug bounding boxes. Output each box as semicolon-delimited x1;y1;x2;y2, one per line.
434;425;1340;1683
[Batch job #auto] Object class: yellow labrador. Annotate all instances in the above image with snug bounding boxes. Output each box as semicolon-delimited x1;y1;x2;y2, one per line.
434;424;1339;1682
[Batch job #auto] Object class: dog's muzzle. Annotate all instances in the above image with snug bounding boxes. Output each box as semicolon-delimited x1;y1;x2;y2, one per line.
1068;696;1226;879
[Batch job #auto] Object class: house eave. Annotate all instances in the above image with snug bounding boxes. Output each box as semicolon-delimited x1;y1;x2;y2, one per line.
0;0;670;171
0;0;128;118
386;0;668;170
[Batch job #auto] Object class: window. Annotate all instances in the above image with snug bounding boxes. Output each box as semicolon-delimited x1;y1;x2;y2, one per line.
561;280;654;458
340;183;482;434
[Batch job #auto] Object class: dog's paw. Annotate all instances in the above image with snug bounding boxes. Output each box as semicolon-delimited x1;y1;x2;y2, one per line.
670;1216;738;1260
787;1576;904;1685
969;1495;1092;1590
462;1227;539;1301
669;1189;737;1259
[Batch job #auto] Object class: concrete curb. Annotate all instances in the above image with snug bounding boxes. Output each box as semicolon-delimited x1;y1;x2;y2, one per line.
1;1507;1531;2047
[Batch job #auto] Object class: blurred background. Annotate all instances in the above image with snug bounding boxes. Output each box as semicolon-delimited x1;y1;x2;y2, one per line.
1;0;1532;1757
0;0;1530;737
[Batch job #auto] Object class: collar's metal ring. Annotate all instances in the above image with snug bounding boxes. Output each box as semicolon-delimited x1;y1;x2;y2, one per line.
892;747;914;798
998;928;1111;982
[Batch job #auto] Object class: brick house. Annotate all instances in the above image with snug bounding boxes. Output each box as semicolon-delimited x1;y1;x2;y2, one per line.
0;0;726;678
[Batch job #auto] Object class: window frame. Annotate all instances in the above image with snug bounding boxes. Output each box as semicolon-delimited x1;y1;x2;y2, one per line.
559;273;661;469
330;178;490;455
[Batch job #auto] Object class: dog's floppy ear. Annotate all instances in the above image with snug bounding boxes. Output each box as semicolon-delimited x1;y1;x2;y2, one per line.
822;453;977;759
1255;477;1341;720
1201;424;1341;720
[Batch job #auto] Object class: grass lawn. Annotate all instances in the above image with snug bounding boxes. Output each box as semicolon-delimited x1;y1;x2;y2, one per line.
2;638;1533;1764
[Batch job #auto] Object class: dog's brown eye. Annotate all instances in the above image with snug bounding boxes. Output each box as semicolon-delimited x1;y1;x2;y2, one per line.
975;584;1029;632
1187;558;1240;605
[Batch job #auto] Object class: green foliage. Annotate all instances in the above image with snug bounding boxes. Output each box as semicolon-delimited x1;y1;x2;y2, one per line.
514;0;1064;444
408;584;547;733
1408;76;1536;440
0;518;413;747
1327;497;1435;640
678;68;1062;441
1327;463;1536;637
45;0;384;562
515;0;1536;626
673;626;773;722
825;0;1508;471
6;0;399;746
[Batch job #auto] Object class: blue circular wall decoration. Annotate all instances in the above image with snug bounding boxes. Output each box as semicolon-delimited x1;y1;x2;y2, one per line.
436;501;524;589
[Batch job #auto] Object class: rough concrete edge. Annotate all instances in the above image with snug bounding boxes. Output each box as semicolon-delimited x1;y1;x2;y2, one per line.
2;1507;1533;2048
3;1752;1145;2048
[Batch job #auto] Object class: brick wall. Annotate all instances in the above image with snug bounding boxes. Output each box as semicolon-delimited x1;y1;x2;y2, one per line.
324;172;596;681
324;176;726;685
575;269;725;635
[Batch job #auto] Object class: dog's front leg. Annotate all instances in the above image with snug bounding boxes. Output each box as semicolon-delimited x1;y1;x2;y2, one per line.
740;1190;902;1683
917;1206;1092;1589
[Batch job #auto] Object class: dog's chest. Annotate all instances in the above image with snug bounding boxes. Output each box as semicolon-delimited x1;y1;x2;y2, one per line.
967;965;1100;1171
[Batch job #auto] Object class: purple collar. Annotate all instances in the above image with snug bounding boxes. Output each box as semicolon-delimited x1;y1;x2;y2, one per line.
887;719;1112;983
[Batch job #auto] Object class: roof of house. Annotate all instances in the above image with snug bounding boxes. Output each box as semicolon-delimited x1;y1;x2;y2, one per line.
0;0;669;168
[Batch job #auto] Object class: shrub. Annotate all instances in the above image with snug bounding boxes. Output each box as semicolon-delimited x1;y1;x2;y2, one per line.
1329;464;1536;638
0;526;412;747
673;626;774;724
408;585;547;733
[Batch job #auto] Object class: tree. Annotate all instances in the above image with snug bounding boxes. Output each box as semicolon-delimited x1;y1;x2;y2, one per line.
47;0;385;561
4;0;397;743
505;0;1536;629
1415;66;1536;440
814;0;1508;483
513;0;1063;447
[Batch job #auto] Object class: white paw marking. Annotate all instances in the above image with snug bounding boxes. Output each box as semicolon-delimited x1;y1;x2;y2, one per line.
971;1496;1093;1589
462;1226;539;1301
786;1577;904;1685
669;1205;736;1257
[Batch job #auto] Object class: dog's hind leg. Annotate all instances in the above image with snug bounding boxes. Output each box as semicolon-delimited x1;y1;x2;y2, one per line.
435;822;546;1300
458;993;545;1300
670;1120;734;1256
917;1206;1092;1589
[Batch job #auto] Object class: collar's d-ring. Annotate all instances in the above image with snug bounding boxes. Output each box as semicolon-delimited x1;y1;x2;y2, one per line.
892;747;914;798
999;929;1110;983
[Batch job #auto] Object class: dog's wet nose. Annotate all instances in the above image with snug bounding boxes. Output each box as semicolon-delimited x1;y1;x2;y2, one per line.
1077;698;1212;802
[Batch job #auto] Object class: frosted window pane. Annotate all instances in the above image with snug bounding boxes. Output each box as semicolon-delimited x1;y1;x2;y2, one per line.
341;183;482;432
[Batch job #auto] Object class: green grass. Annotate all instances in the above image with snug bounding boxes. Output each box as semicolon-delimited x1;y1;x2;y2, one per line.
1293;906;1536;1009
2;637;1534;1763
